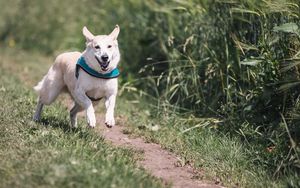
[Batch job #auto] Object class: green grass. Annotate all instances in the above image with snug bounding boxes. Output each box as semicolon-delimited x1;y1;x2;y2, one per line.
0;50;164;188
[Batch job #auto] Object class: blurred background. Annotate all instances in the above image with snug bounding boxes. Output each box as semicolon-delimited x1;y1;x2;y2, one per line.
0;0;300;186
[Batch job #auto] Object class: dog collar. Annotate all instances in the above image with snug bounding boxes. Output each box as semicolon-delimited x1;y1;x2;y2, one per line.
75;56;120;79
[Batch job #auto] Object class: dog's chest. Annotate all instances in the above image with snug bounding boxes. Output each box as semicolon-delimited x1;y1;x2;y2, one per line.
84;78;118;99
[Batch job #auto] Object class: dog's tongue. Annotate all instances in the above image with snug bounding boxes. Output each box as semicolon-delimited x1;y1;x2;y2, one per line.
94;55;109;70
101;62;109;68
101;61;109;69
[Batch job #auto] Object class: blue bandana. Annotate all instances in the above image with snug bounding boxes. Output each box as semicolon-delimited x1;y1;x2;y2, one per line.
75;56;120;79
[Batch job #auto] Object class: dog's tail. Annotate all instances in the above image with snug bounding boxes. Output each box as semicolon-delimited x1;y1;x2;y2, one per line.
33;62;65;105
33;76;46;94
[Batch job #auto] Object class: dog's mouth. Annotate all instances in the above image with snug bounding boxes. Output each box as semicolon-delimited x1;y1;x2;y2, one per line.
95;56;110;71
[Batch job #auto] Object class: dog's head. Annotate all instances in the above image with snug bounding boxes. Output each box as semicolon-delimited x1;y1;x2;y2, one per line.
82;25;120;73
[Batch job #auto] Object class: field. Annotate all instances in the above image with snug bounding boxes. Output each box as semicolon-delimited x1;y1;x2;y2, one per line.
0;0;300;187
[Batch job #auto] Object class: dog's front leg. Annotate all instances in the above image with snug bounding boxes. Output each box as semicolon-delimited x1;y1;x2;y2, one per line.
105;95;116;128
73;87;96;128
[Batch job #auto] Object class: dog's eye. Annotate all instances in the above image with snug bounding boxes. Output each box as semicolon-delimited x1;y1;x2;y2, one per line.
95;45;100;49
107;45;112;48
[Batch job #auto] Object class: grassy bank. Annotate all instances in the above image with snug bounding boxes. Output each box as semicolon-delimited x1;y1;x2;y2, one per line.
0;50;164;188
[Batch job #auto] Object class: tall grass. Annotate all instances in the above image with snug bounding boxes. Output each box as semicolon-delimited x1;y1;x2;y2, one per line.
131;0;300;178
1;0;300;185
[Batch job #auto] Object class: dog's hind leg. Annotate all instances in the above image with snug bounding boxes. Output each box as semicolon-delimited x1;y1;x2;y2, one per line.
33;99;44;121
36;65;65;105
70;102;83;128
33;65;65;122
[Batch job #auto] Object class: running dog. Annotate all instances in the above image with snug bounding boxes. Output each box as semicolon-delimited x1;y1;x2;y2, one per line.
33;25;120;128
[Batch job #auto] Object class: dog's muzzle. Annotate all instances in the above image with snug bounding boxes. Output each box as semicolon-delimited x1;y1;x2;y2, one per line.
95;55;110;71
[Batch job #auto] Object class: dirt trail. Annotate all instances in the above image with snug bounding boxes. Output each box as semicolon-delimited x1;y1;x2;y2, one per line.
62;96;222;188
94;114;222;188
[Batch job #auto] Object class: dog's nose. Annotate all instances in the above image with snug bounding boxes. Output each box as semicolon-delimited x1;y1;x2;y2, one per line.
101;55;109;62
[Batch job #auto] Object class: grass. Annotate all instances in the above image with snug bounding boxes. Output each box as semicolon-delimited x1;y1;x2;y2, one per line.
0;48;164;188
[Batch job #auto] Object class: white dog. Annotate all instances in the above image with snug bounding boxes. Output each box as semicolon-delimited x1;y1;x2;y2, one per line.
33;25;120;128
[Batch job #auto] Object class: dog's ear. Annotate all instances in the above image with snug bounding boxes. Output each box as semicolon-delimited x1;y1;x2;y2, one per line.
109;25;120;40
82;26;95;42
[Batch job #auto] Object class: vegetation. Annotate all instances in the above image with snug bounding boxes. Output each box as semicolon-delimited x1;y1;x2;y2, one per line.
0;0;300;187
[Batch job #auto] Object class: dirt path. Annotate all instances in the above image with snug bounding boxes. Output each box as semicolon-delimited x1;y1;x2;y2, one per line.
94;113;222;188
64;98;222;188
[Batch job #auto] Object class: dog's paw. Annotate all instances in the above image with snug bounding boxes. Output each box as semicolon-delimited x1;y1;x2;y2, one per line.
86;111;96;128
87;120;96;128
70;117;78;128
86;109;96;128
105;117;115;128
32;115;40;122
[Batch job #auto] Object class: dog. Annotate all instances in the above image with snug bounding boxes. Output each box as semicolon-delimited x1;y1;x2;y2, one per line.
33;25;120;128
